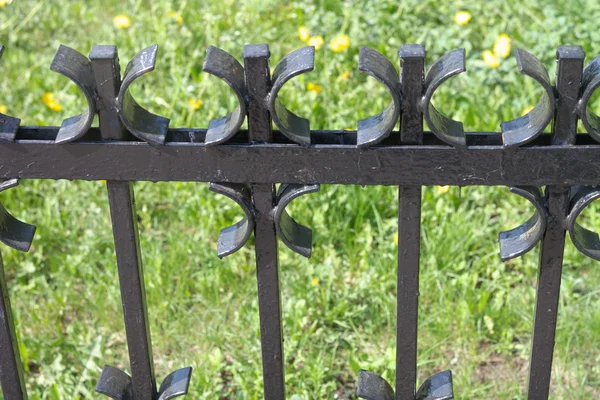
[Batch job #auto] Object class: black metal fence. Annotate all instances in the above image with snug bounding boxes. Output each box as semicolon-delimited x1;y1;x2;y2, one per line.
0;40;599;399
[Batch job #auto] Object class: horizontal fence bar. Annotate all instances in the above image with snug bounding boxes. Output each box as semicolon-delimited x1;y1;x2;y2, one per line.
2;136;600;185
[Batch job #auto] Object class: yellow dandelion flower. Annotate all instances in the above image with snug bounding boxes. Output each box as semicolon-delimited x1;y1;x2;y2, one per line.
393;232;398;245
0;0;13;6
0;104;7;114
307;36;324;50
113;14;131;29
482;50;500;68
42;92;62;112
330;34;351;53
167;11;183;25
494;34;511;58
521;105;535;116
340;71;351;80
307;82;322;94
437;185;450;194
454;11;472;25
311;277;320;285
99;180;107;184
298;26;310;42
188;98;203;110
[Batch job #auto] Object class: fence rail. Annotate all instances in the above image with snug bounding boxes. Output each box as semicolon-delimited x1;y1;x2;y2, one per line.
0;41;599;399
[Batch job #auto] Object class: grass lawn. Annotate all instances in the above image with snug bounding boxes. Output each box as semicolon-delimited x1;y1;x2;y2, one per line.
2;0;600;398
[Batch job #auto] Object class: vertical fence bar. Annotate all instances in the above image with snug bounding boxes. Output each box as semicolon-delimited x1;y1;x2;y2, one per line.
243;44;285;400
91;46;157;400
527;46;584;400
0;253;28;399
395;44;425;400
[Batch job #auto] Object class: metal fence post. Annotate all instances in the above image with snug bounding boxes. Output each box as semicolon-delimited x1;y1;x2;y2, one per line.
243;44;286;400
527;46;584;400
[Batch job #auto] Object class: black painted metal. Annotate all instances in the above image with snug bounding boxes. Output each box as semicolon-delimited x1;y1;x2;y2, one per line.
0;180;35;400
2;41;600;399
527;46;584;400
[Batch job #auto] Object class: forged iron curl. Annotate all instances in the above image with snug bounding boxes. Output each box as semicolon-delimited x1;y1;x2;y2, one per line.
96;365;192;400
501;48;555;148
202;46;248;146
267;46;315;145
357;370;454;400
566;185;600;261
273;183;320;258
209;182;255;258
50;45;98;144
0;179;36;252
498;186;547;261
0;46;21;142
356;47;402;148
577;55;600;142
421;48;466;148
117;44;170;145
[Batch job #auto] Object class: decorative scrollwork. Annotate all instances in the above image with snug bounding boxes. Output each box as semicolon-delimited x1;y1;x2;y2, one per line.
0;46;21;143
421;48;466;148
267;46;315;145
273;183;320;258
96;365;192;400
49;45;98;144
501;49;554;148
117;44;170;145
498;186;547;261
566;185;600;261
209;183;255;258
0;179;36;252
356;47;402;148
357;370;454;400
202;46;248;145
577;55;600;142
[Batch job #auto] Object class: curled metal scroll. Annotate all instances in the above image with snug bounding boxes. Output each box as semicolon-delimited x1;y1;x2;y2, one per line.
0;46;21;142
49;45;97;144
421;48;466;148
356;47;402;148
498;186;547;261
357;370;453;400
267;46;315;145
202;46;247;145
566;185;600;261
117;44;170;145
273;183;319;258
501;49;554;148
577;55;600;142
0;179;36;252
209;183;255;258
96;365;192;400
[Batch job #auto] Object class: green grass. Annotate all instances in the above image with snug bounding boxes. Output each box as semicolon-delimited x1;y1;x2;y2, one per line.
2;0;600;398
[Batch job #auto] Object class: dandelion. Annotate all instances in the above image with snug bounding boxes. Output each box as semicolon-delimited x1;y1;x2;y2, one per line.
307;36;324;50
454;11;471;25
330;34;350;53
493;34;511;58
437;185;450;194
393;232;398;245
311;277;320;285
340;71;351;80
307;83;322;94
298;26;310;42
0;104;6;114
188;98;203;110
42;92;62;112
521;105;534;116
113;14;131;29
167;11;183;25
482;50;500;68
0;0;13;6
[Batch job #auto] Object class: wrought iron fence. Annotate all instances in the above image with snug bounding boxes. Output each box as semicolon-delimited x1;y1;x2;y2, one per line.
0;40;599;399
